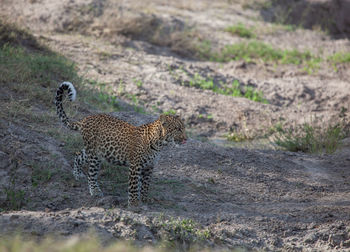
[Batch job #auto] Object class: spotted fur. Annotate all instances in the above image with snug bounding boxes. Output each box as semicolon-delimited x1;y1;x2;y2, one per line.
55;82;187;206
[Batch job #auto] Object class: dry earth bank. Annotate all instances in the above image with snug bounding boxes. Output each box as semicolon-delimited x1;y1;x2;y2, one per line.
1;0;350;251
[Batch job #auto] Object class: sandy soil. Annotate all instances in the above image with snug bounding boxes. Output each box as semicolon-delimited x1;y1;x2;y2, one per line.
1;0;350;250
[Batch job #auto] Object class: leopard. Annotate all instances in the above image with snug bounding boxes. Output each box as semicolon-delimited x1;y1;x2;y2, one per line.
55;81;187;206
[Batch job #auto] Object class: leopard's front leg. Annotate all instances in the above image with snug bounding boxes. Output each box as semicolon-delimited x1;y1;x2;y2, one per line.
128;161;142;207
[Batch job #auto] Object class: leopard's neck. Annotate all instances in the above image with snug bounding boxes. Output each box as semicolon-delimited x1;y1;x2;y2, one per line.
139;119;164;150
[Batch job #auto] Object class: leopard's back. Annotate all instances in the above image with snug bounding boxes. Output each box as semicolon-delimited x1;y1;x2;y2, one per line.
80;114;137;160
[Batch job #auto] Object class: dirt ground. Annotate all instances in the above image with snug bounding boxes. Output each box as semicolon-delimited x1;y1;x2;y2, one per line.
1;0;350;250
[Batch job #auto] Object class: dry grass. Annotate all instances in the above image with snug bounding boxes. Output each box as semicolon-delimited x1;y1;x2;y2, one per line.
0;19;45;51
100;12;210;60
273;111;350;154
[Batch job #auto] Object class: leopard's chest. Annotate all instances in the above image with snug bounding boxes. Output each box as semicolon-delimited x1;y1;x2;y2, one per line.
136;149;160;167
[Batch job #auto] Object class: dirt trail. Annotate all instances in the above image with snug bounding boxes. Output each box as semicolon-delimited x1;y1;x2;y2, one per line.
1;0;350;250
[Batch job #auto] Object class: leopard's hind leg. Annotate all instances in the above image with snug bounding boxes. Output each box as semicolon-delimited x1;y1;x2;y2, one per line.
86;152;103;197
73;149;87;180
140;165;154;202
128;161;143;206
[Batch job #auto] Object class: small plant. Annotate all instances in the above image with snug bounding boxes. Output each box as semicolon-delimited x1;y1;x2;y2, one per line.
163;109;176;115
1;176;26;211
189;40;321;73
226;130;254;142
96;50;112;60
170;68;268;103
274;114;349;154
225;23;256;38
282;24;296;32
31;162;54;187
134;79;143;88
124;93;145;113
86;80;120;111
188;73;214;90
151;104;160;113
195;39;214;60
328;52;350;71
329;52;350;64
3;188;26;210
198;114;213;120
217;41;311;63
159;217;210;244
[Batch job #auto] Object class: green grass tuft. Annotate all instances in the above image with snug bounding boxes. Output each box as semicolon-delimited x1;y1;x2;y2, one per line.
225;23;256;38
158;216;210;245
274;117;349;154
0;44;79;87
163;109;177;115
31;162;56;187
193;40;321;73
3;188;26;211
328;52;350;64
215;41;316;65
328;52;350;71
187;73;268;103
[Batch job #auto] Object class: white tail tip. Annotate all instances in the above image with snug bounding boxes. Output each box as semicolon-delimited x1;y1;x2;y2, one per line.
60;81;76;101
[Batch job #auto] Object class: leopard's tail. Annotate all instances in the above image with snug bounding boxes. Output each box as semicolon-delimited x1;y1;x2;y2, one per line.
55;82;81;131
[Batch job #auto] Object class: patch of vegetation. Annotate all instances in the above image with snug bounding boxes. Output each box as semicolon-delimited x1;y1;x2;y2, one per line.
31;162;56;187
158;216;210;247
133;79;143;88
328;52;350;71
189;39;321;73
182;71;268;103
194;39;214;60
281;24;297;32
96;49;113;60
124;93;145;114
226;130;254;142
47;129;84;153
198;114;213;120
225;23;256;38
0;22;125;121
211;41;321;73
163;109;176;115
328;52;350;64
3;188;26;211
0;19;44;51
274;111;349;154
0;42;86;128
0;44;80;90
85;80;120;112
1;175;26;211
219;80;267;103
217;41;314;64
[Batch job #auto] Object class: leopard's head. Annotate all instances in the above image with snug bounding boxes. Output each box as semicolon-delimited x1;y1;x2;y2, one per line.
159;114;187;145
